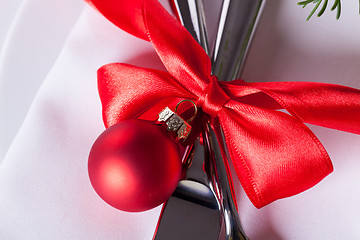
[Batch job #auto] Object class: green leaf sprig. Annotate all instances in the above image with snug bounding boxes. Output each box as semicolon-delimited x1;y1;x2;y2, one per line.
298;0;360;20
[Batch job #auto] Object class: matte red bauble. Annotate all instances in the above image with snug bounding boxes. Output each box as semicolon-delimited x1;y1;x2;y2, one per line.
88;119;182;212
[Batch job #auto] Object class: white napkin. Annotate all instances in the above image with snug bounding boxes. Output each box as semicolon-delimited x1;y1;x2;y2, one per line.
0;0;86;160
1;0;360;239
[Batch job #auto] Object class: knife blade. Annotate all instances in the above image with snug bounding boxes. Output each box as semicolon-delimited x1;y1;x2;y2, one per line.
153;135;222;240
153;1;223;239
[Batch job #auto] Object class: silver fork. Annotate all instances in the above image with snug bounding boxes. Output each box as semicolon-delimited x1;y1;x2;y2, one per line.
153;0;265;239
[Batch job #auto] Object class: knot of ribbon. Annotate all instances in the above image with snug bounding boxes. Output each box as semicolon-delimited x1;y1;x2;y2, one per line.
88;0;360;208
197;76;230;116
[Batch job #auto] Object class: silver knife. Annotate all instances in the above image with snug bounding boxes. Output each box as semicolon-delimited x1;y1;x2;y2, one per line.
153;132;222;240
153;2;223;239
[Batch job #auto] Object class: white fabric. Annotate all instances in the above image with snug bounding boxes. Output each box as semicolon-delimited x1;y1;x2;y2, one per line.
1;0;360;239
0;0;23;49
0;0;86;160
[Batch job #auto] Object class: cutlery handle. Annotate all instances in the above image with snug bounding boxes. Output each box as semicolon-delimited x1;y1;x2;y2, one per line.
173;0;210;55
212;0;266;81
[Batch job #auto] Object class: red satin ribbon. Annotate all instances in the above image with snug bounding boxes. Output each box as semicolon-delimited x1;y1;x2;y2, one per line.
87;0;360;208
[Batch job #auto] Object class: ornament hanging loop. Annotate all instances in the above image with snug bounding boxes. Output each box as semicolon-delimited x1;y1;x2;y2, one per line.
175;99;198;123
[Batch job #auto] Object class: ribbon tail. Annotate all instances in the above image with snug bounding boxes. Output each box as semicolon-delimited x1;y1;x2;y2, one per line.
247;81;360;134
98;63;195;128
219;101;333;208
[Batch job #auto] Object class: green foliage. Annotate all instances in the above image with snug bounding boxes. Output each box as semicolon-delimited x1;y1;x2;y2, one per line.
298;0;342;20
298;0;360;20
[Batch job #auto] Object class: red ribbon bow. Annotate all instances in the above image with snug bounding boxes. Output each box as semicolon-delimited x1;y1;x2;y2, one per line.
87;0;360;208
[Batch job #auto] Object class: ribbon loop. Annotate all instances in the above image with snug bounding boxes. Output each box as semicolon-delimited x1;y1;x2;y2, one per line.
197;76;231;116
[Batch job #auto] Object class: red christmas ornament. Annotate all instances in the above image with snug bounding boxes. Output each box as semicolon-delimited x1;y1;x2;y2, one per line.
88;119;183;212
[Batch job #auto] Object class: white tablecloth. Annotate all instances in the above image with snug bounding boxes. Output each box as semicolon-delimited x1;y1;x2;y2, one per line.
1;0;360;239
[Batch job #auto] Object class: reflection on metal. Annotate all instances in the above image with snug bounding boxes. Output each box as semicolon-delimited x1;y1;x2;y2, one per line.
153;138;222;240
